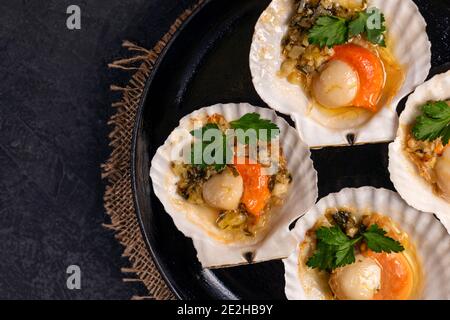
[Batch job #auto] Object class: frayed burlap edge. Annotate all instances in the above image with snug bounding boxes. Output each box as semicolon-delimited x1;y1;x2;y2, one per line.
101;0;205;300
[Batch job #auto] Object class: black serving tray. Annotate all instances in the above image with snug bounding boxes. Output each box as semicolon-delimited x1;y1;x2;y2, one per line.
132;0;450;299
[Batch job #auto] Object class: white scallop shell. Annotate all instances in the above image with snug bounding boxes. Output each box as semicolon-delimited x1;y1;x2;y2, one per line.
389;70;450;234
250;0;431;148
150;103;318;268
284;187;450;300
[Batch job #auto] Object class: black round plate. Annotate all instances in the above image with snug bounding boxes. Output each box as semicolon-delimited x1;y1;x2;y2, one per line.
132;0;450;300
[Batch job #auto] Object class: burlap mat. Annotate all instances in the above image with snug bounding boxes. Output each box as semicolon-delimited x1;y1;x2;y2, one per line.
101;0;205;300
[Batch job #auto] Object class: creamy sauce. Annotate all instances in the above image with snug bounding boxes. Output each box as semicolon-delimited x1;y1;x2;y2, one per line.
376;40;405;110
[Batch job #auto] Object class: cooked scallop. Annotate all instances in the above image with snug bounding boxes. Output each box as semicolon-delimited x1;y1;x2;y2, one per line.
202;169;244;211
309;44;386;130
435;146;450;201
329;255;381;300
250;0;431;147
151;103;318;268
312;60;359;109
283;188;449;300
366;251;414;300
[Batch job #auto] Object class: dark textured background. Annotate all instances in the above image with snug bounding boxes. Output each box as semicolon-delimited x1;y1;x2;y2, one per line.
0;0;197;300
0;0;449;300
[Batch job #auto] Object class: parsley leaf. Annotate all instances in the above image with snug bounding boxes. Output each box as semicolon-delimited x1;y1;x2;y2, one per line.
335;244;357;267
306;226;360;271
316;225;351;246
306;223;405;271
412;101;450;145
362;225;405;253
309;8;387;48
306;241;335;271
348;11;367;37
188;113;279;169
230;113;280;141
308;16;348;48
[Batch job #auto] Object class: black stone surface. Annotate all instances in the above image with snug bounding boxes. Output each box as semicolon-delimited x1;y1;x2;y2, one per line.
0;0;197;300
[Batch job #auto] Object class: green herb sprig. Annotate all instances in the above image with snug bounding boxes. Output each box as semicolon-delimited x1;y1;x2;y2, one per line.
306;224;404;271
230;113;280;141
189;113;280;169
412;101;450;145
308;8;387;48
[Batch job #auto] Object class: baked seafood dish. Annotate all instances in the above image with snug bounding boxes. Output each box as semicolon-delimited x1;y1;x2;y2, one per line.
389;70;450;233
150;103;318;268
250;0;431;147
284;187;450;300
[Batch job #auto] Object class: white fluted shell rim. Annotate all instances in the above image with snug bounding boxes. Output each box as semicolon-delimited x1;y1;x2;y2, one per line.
284;187;450;300
389;70;450;234
250;0;431;148
150;103;318;268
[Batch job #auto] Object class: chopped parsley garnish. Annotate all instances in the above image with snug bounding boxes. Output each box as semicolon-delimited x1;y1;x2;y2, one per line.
348;11;367;38
307;223;404;271
189;113;279;169
308;8;387;48
362;224;405;253
230;113;280;141
412;101;450;145
308;16;348;48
